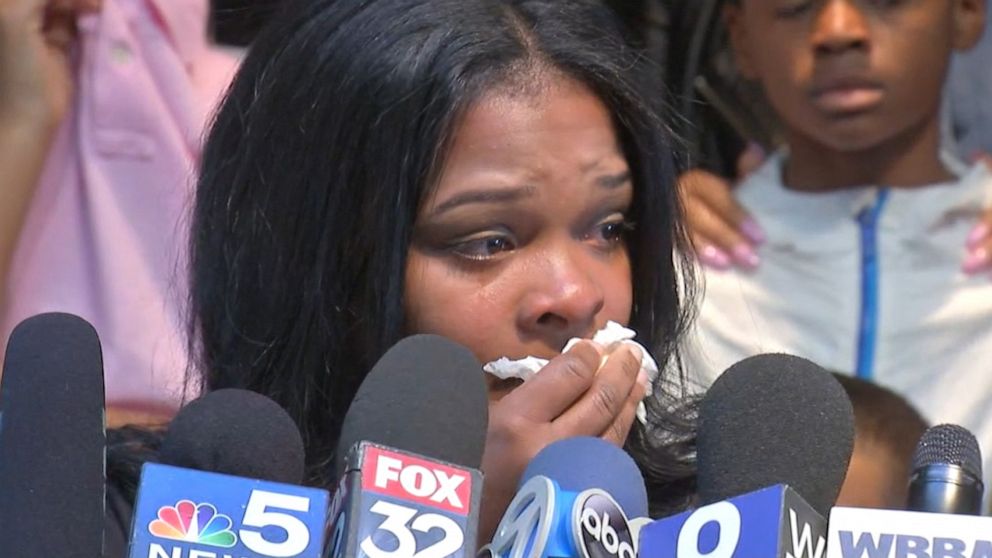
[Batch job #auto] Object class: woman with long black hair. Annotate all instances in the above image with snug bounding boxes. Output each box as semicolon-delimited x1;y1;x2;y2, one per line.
187;0;696;537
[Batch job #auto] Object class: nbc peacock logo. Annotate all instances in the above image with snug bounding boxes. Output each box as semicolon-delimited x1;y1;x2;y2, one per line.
148;500;238;548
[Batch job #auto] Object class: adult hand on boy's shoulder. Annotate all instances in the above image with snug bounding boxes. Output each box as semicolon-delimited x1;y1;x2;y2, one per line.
964;151;992;276
976;152;992;171
681;142;767;271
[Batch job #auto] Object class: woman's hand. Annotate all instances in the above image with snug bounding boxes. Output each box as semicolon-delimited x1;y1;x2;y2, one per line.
478;341;647;543
680;142;766;270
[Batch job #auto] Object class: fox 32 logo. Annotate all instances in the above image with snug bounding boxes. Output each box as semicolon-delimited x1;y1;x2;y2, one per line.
348;447;474;558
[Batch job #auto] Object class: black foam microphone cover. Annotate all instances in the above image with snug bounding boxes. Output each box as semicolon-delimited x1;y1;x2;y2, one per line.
159;388;305;484
334;334;488;477
0;313;106;556
104;480;134;557
697;353;855;517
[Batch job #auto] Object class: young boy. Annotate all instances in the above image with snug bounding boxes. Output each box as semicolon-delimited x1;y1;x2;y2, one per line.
685;0;992;482
833;374;928;510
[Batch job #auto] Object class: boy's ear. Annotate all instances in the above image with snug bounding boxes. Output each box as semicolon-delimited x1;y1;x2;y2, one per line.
724;3;759;79
951;0;986;51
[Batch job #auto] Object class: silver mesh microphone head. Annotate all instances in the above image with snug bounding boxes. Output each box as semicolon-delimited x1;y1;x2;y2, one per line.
908;424;985;515
912;424;983;480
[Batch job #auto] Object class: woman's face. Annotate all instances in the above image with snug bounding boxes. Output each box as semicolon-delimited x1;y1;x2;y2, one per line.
405;75;634;395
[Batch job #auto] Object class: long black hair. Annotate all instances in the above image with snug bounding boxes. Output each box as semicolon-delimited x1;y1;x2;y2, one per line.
190;0;697;515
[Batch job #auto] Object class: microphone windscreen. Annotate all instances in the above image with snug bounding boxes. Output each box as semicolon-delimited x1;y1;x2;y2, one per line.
0;313;106;555
912;423;983;478
159;388;305;484
104;480;134;558
520;436;649;518
335;334;488;477
697;353;854;517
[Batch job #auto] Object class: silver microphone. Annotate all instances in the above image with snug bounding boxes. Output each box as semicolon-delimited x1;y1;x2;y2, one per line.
907;424;984;515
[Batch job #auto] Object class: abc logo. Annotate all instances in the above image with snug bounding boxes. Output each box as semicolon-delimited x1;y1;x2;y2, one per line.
575;492;636;558
480;476;557;558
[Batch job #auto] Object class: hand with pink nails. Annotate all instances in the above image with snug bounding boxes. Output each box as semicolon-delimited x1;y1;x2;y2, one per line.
680;142;767;271
974;152;992;172
963;152;992;276
684;147;992;274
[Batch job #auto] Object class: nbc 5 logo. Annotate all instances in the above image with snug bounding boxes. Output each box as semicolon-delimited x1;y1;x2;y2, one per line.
149;492;313;557
359;447;474;558
133;463;328;558
149;500;238;548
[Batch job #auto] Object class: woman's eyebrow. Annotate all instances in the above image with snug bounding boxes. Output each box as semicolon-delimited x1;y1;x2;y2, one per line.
595;171;632;189
431;185;537;216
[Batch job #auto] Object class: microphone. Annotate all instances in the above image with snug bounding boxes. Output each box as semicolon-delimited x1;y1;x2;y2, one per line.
521;436;649;520
640;353;855;558
0;313;107;557
825;424;989;558
480;436;648;558
158;388;305;484
907;424;984;515
326;334;488;558
128;389;329;558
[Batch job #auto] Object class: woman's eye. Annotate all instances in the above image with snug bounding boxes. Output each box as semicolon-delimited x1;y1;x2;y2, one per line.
449;234;516;260
589;216;634;248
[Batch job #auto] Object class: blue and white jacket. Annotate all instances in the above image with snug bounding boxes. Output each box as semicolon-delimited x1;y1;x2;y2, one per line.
686;153;992;481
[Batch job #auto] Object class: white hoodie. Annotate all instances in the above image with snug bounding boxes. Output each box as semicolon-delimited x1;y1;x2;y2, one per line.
686;153;992;481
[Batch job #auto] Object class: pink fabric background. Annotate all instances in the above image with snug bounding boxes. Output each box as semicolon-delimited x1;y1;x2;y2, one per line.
2;0;238;413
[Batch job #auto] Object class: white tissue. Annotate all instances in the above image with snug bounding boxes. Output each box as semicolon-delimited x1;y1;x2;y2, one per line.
482;321;658;423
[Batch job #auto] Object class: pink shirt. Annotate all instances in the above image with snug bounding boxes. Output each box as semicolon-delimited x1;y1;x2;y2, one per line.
2;0;238;413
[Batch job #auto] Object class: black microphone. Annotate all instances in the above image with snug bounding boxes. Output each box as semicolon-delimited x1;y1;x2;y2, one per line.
0;313;107;557
907;424;985;515
128;389;329;558
326;334;488;558
641;353;855;558
696;353;854;515
158;388;306;483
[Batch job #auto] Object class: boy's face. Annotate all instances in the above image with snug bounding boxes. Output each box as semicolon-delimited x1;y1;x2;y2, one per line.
727;0;986;152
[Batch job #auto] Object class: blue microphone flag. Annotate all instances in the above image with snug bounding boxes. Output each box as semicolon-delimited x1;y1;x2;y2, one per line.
640;484;826;558
129;463;329;558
